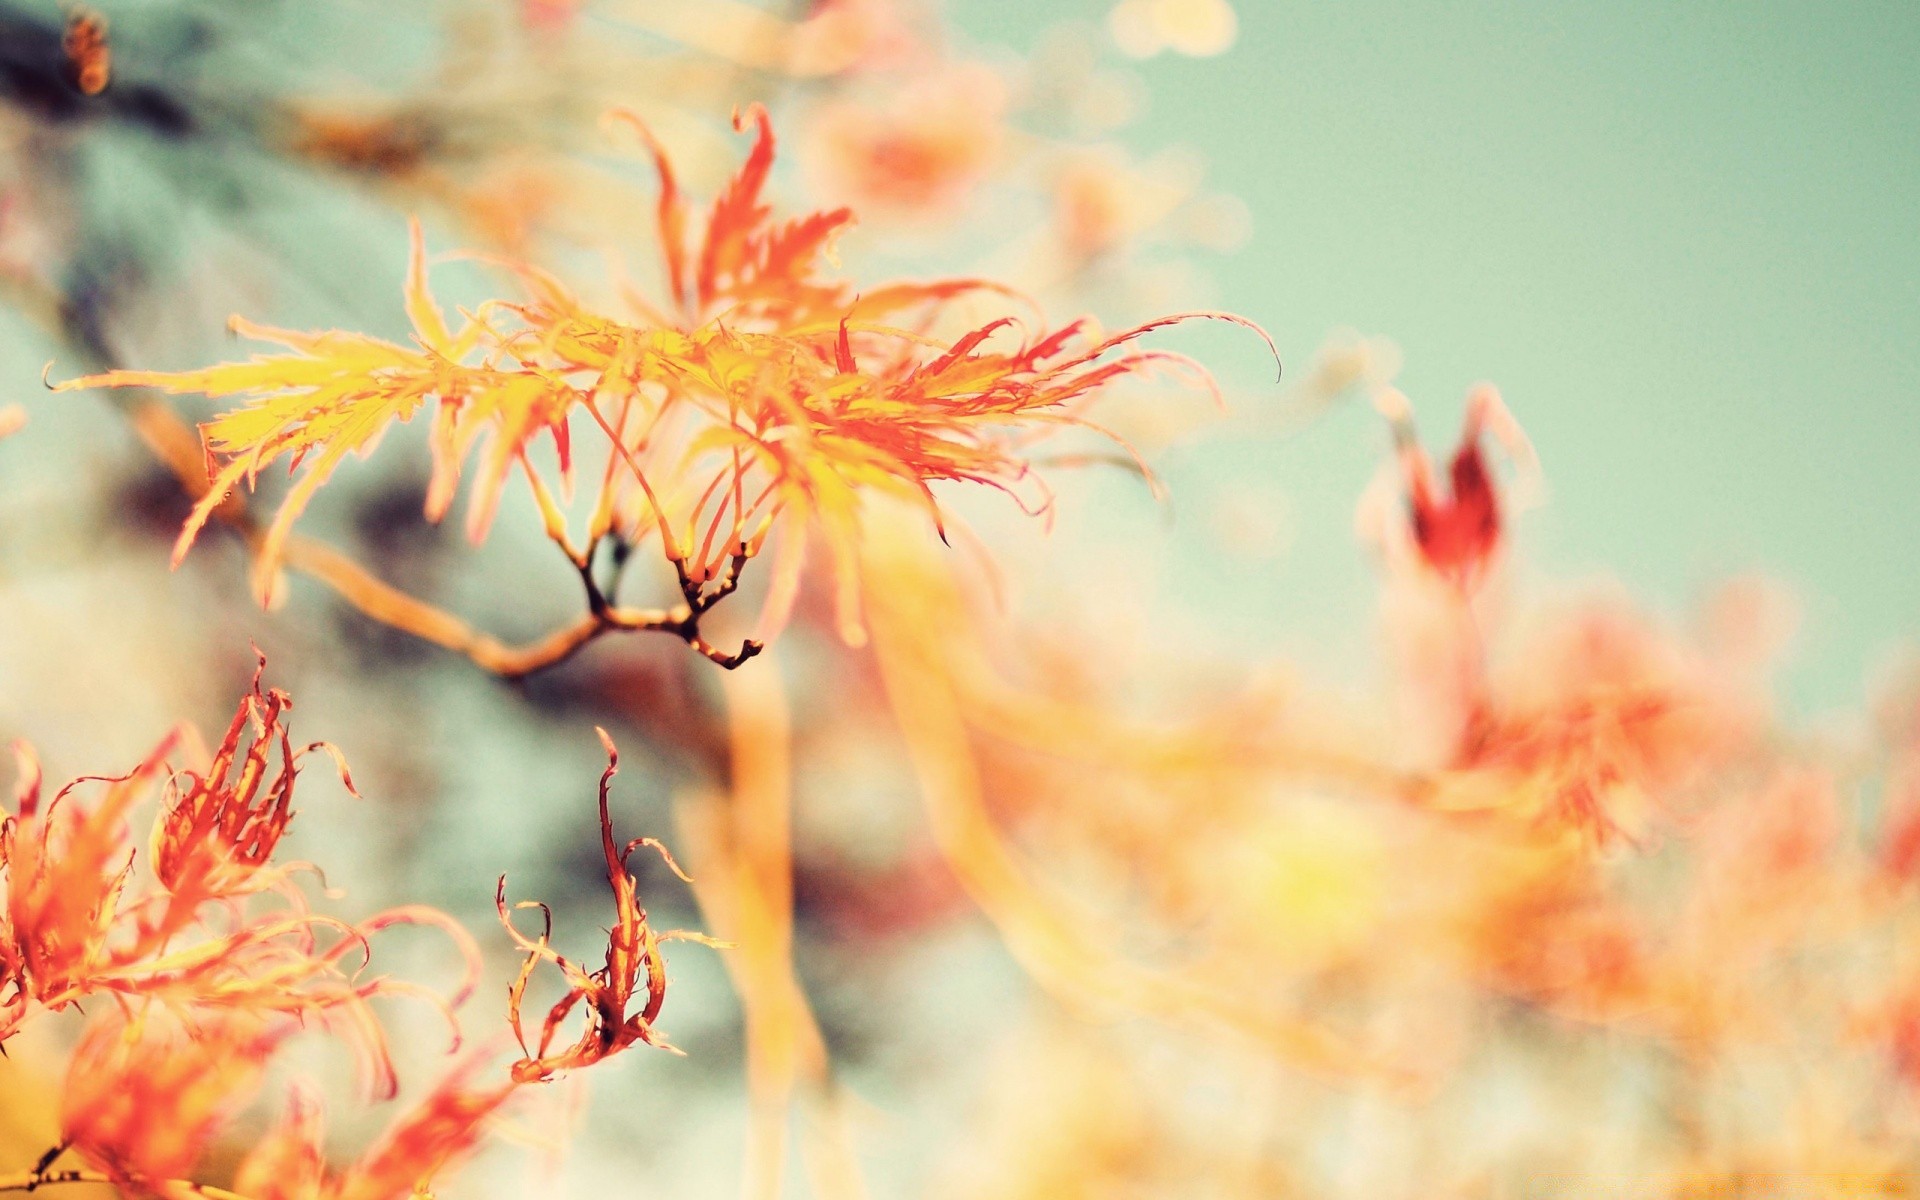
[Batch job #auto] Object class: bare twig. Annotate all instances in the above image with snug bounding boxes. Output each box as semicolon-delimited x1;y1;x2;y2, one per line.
0;1165;254;1200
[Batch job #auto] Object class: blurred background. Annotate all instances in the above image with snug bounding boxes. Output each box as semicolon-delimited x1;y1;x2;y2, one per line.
949;0;1920;717
0;1;1916;1197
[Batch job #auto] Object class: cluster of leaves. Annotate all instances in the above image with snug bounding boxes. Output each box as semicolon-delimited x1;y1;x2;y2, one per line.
13;46;1276;1187
0;659;700;1199
0;657;453;1081
57;106;1264;666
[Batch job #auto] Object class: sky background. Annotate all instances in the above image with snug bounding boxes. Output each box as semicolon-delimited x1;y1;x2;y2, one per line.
957;0;1919;715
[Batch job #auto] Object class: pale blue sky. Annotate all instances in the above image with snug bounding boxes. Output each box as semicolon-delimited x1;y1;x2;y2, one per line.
961;0;1920;711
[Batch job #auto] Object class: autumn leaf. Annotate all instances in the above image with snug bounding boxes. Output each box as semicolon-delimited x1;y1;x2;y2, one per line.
63;1007;285;1197
52;221;564;605
150;650;350;905
53;108;1274;663
3;659;477;1102
2;732;177;1033
236;1066;514;1200
498;728;718;1082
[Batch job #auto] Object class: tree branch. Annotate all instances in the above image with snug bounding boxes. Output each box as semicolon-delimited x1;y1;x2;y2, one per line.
0;1166;254;1200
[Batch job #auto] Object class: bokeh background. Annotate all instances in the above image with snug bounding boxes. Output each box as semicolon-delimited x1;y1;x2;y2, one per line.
0;1;1916;1196
952;0;1920;715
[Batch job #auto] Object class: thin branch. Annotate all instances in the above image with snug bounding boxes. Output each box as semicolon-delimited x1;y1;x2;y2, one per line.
0;1166;254;1200
280;535;613;676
